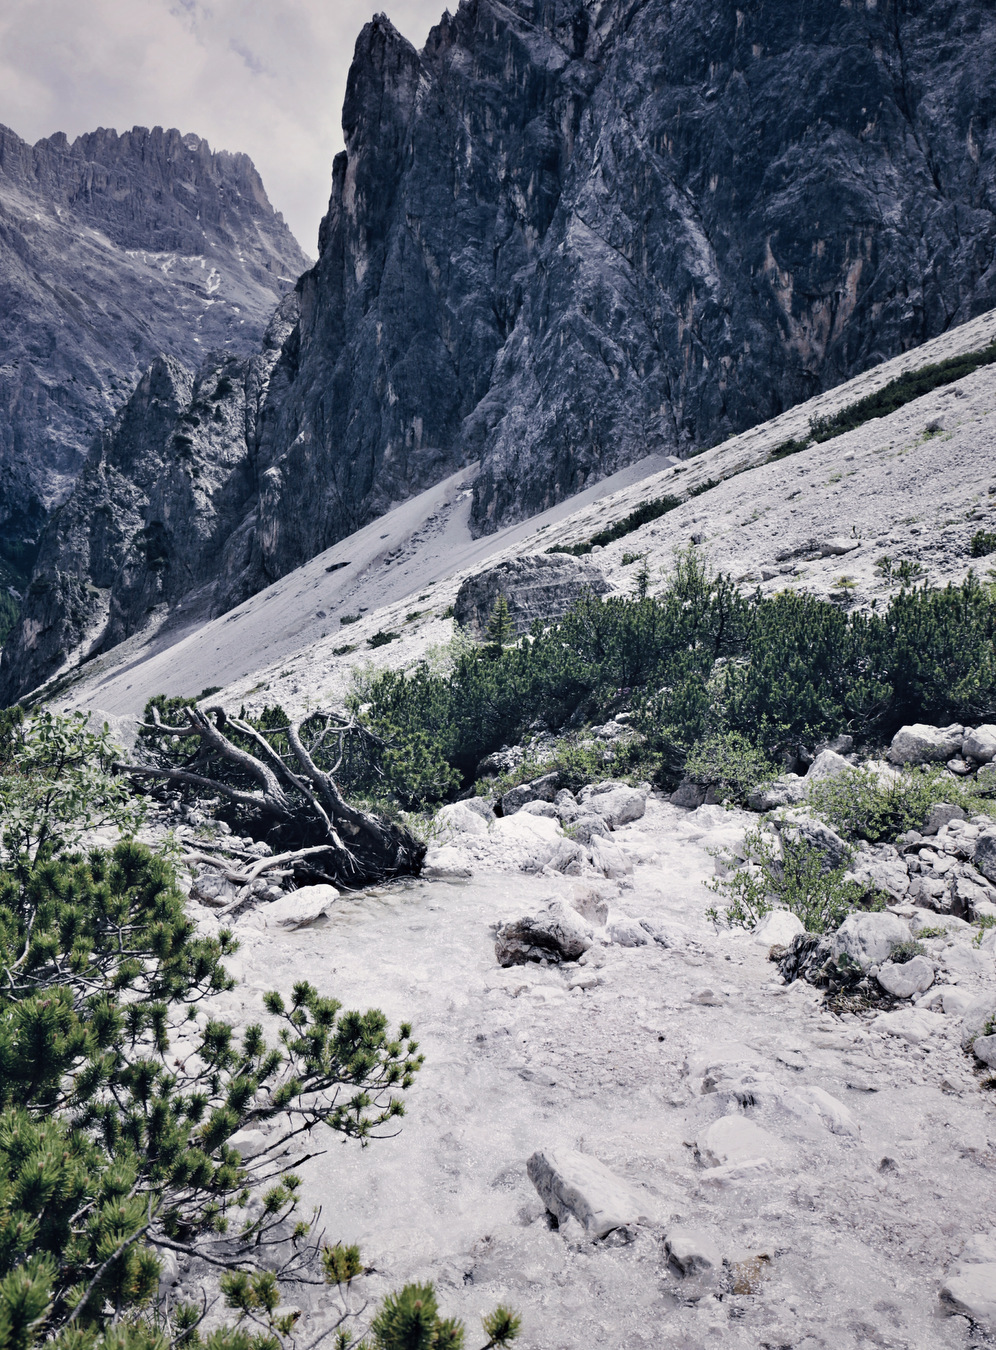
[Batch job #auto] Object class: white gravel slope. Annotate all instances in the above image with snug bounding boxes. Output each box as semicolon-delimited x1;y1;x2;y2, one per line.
55;308;996;725
189;797;995;1349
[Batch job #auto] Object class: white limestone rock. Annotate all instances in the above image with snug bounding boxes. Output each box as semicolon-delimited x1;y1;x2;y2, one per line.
696;1116;789;1169
876;954;935;998
830;912;912;970
963;724;996;763
422;845;474;879
665;1227;723;1276
941;1264;996;1327
752;910;805;947
887;723;963;765
526;1147;651;1238
587;786;647;829
262;883;338;930
436;801;489;838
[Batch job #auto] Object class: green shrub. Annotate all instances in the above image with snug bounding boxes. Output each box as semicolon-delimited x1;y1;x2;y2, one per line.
768;437;810;461
709;825;878;934
546;494;682;556
809;340;996;443
684;731;777;805
368;630;400;648
809;765;992;843
890;939;926;964
971;530;996;558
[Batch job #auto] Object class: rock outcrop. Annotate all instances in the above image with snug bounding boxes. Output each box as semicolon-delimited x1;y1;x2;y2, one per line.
6;0;996;698
454;554;609;637
0;122;307;586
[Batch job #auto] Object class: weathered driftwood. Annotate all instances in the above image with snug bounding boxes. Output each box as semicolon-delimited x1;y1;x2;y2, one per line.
122;706;424;887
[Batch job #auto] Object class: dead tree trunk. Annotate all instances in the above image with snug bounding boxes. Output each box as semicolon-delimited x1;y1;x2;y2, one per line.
122;705;425;887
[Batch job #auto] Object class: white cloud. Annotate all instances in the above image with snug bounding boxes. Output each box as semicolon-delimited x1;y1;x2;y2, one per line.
0;0;447;254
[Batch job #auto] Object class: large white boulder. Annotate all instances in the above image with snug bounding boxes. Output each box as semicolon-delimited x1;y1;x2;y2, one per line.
876;955;934;999
752;909;805;947
806;749;853;783
526;1147;651;1238
422;845;473;879
494;899;593;966
588;834;633;878
941;1264;996;1327
435;801;489;838
262;884;338;930
887;724;963;765
493;812;562;872
665;1228;723;1276
959;994;996;1052
963;725;996;764
587;786;646;829
830;912;912;970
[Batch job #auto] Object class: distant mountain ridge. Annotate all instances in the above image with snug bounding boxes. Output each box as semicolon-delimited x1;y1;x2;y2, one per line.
3;0;996;704
0;121;308;584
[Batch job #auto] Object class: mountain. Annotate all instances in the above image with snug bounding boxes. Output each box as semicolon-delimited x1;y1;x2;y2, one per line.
4;0;996;703
0;122;309;586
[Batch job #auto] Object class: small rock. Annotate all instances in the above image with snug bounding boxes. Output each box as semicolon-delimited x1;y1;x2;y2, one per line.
963;725;996;763
671;779;707;809
665;1228;723;1276
494;899;593;966
697;1116;787;1169
262;883;338;930
501;772;560;815
922;802;967;835
607;917;650;947
747;774;807;811
190;870;238;908
422;845;474;879
974;831;996;885
875;955;934;998
775;812;850;873
565;813;610;845
520;800;559;818
526;1147;651;1238
972;1033;996;1067
752;910;805;947
940;1264;996;1327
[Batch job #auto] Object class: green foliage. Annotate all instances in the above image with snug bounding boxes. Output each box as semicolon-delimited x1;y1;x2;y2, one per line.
974;914;996;948
684;732;777;806
546;495;682;556
970;530;996;558
340;615;361;626
889;940;926;964
363;1282;518;1350
368;632;399;649
809;340;996;442
709;825;877;934
768;437;810;462
0;710;144;861
808;765;991;843
484;598;514;654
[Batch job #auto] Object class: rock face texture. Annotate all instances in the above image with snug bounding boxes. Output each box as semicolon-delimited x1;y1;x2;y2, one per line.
5;0;996;698
0;122;307;578
453;554;609;637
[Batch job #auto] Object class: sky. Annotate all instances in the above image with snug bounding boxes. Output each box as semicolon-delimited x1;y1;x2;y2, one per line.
0;0;448;255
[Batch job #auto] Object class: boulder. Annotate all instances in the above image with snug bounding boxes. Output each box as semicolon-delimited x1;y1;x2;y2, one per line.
747;775;808;811
588;834;633;878
941;1264;996;1326
567;813;611;845
963;724;996;763
665;1228;723;1277
752;909;805;947
974;830;996;884
922;802;967;835
453;554;609;638
887;724;963;765
494;899;593;966
520;800;559;818
546;838;587;874
421;845;473;879
972;1033;996;1068
587;786;647;829
776;812;851;873
670;779;708;809
806;749;853;784
190;870;238;908
960;995;996;1053
830;912;912;971
262;884;338;930
607;917;650;947
462;796;496;821
844;854;910;900
493;812;562;872
436;801;489;838
568;882;610;926
875;955;934;998
526;1147;650;1238
977;763;996;793
501;772;560;815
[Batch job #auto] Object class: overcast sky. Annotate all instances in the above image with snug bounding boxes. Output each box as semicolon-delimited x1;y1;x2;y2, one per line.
0;0;448;255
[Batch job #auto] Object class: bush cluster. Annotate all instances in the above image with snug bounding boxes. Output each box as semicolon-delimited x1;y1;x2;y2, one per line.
808;765;991;843
332;558;996;810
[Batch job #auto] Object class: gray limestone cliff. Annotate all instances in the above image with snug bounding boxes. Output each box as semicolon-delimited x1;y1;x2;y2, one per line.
4;0;996;702
0;122;308;583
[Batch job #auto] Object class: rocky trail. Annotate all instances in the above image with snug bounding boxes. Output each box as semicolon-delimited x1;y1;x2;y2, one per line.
176;782;996;1350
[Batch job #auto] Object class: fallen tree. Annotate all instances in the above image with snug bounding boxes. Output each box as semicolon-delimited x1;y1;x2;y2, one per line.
123;703;425;888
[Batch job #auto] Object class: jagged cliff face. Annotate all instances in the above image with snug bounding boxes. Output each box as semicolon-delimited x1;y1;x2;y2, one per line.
4;0;996;703
0;123;308;574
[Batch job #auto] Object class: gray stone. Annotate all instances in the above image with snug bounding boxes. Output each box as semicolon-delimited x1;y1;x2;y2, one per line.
752;910;805;947
526;1147;651;1238
940;1264;996;1326
888;724;964;765
190;870;239;909
974;831;996;885
977;764;996;794
963;725;996;763
566;813;611;845
844;854;910;901
747;774;808;811
501;773;561;815
922;802;967;835
494;899;592;966
607;917;650;947
568;883;610;926
586;786;646;830
665;1228;723;1277
262;884;338;930
520;800;559;818
875;955;934;999
462;796;496;822
588;834;633;879
696;1116;788;1169
671;779;707;809
831;912;912;971
453;554;609;638
959;995;996;1052
776;812;851;873
972;1034;996;1068
806;749;853;784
